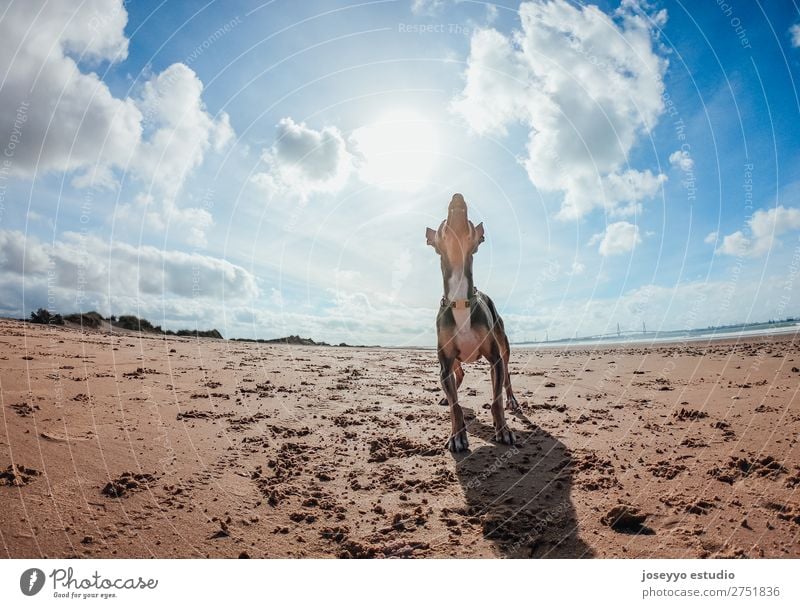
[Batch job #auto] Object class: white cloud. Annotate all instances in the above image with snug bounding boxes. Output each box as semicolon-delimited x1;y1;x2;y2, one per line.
269;288;284;308
505;271;800;344
569;260;586;275
0;0;139;180
115;193;214;249
0;1;233;246
669;149;694;172
600;169;665;217
389;249;413;300
411;0;445;16
0;230;51;274
750;205;800;243
252;118;354;201
134;64;233;198
717;206;800;257
121;63;233;246
233;296;433;347
790;24;800;48
717;231;751;257
590;221;641;256
450;28;530;137
451;0;668;219
253;111;444;199
0;229;258;301
704;231;718;244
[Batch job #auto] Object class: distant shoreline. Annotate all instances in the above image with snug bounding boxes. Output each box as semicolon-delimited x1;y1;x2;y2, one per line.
515;322;800;349
6;315;799;351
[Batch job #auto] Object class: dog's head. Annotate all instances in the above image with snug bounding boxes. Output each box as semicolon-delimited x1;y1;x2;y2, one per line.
425;193;485;265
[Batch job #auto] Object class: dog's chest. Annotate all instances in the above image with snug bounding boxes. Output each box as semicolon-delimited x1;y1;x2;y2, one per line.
452;308;482;362
445;267;483;362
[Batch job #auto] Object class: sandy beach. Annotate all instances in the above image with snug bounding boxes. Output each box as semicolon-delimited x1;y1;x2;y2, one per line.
1;318;798;558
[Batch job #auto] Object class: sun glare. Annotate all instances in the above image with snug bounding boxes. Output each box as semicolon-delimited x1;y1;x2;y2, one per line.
351;109;440;191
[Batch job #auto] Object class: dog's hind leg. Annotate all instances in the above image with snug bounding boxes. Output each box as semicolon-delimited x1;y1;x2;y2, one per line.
489;349;516;445
438;360;464;406
500;332;521;412
439;354;468;452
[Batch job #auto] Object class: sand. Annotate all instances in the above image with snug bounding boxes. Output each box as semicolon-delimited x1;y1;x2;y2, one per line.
1;318;798;558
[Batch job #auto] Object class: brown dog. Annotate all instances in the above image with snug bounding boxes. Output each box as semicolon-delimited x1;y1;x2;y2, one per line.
426;193;519;452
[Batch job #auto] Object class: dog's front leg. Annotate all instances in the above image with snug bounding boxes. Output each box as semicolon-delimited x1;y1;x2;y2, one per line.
499;332;521;412
438;360;464;406
439;354;468;452
490;352;516;445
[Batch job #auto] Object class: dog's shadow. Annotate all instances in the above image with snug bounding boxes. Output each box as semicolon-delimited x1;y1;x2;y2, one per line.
452;408;594;558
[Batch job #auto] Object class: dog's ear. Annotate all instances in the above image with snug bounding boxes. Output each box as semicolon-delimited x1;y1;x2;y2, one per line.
472;222;485;252
426;227;438;248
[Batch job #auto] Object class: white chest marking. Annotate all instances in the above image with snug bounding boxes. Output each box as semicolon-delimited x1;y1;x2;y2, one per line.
446;267;483;362
447;268;469;302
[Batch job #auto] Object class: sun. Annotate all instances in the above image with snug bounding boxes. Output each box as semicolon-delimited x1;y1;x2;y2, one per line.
351;109;440;191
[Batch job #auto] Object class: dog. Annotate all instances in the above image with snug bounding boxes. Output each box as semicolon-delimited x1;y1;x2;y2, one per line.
426;193;519;452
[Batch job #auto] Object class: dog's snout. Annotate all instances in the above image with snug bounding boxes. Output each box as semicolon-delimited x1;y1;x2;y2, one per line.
450;193;466;207
446;193;470;235
448;194;468;218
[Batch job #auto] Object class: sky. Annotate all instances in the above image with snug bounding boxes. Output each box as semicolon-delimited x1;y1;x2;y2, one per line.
1;0;800;346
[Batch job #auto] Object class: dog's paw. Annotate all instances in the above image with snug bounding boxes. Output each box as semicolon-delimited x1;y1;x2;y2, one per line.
494;426;516;446
506;396;522;413
446;430;469;452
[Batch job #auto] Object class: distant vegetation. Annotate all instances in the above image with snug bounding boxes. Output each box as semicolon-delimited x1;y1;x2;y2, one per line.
29;308;64;325
174;328;223;339
63;311;104;328
232;334;373;347
116;314;158;332
232;334;331;346
27;310;222;339
26;311;365;345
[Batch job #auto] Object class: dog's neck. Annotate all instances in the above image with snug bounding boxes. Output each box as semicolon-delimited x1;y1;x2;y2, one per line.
442;260;474;303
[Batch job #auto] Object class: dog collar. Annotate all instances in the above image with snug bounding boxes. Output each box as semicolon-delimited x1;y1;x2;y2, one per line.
440;288;478;310
444;298;472;310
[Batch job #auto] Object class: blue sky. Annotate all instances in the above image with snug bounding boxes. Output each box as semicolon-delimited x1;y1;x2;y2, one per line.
1;0;800;345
